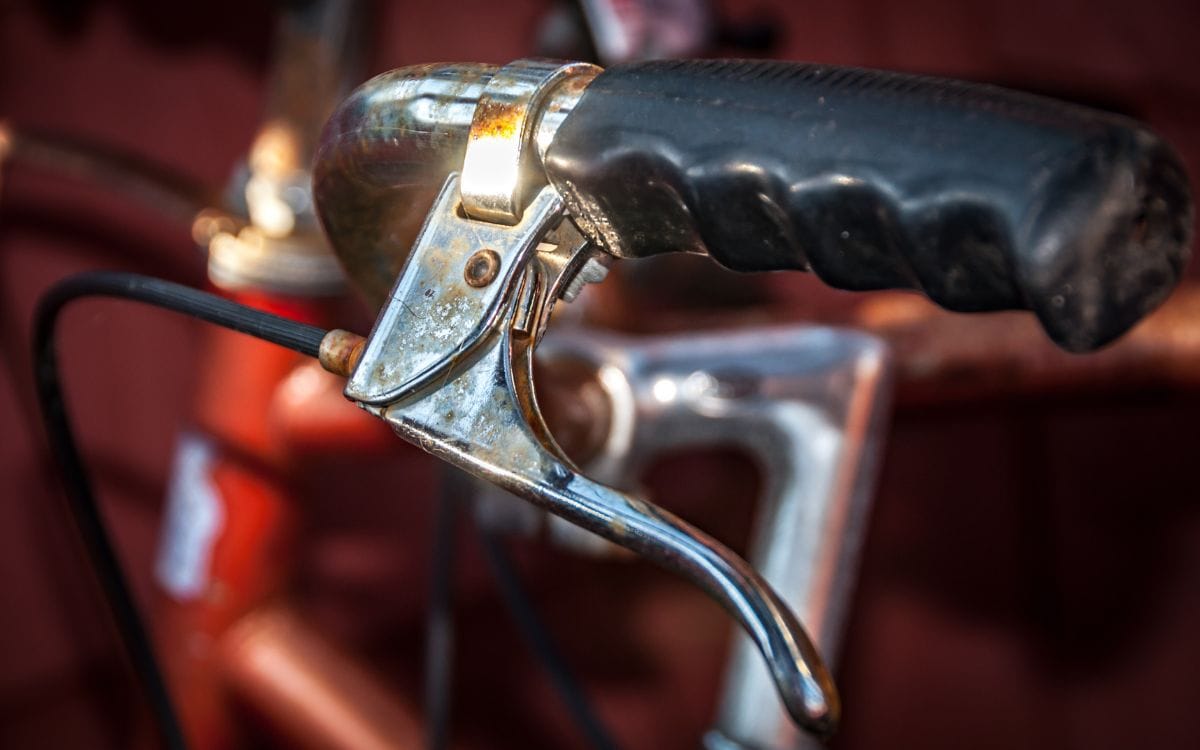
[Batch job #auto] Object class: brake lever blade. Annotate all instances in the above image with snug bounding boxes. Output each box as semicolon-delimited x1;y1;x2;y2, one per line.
356;286;839;738
341;176;839;737
398;312;840;734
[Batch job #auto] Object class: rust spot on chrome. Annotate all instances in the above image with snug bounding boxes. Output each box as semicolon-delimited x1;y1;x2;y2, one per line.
472;98;522;140
464;248;501;287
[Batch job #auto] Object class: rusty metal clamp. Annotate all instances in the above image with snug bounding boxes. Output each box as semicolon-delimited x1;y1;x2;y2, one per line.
460;59;600;224
335;58;840;738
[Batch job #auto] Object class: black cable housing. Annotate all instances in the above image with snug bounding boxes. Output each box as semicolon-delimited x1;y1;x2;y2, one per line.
32;271;329;750
476;521;619;750
33;270;615;749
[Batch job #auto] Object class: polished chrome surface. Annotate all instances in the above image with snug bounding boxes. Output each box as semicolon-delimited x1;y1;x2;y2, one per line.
323;58;847;739
460;60;600;224
533;326;890;749
313;63;498;306
313;60;596;308
343;179;840;738
361;314;840;739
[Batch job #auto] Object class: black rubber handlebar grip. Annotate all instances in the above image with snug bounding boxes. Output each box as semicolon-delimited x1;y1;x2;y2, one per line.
543;60;1193;351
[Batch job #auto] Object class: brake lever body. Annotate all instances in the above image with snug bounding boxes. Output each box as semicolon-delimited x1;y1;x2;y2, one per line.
527;326;891;749
341;169;839;736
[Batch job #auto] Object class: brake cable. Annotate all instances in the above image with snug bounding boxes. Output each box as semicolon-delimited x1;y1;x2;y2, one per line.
32;269;616;749
33;271;327;750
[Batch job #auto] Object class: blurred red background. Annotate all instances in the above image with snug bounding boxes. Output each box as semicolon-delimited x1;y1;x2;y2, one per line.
2;0;1198;748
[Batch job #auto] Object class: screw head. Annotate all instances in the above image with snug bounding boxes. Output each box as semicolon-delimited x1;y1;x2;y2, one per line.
464;249;501;287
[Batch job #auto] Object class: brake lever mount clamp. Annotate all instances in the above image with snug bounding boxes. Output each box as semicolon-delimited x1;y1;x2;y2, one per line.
340;59;840;738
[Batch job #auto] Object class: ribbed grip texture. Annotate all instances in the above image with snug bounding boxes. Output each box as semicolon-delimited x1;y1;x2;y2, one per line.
544;60;1193;351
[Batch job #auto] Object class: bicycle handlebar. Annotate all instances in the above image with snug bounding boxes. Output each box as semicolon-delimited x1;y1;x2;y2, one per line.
543;59;1193;351
308;58;1197;741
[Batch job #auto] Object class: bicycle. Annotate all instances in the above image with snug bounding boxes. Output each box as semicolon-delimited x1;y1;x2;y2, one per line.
11;4;1200;744
21;42;1190;748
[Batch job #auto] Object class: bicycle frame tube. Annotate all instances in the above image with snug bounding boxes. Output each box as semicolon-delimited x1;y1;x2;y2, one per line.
153;1;367;744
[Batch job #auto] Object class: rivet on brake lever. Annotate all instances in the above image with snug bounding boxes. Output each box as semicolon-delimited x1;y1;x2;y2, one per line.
339;170;840;738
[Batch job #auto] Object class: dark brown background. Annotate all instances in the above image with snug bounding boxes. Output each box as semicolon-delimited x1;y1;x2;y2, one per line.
2;0;1199;748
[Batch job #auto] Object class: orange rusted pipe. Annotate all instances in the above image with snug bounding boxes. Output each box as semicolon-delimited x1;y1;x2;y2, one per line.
219;607;422;750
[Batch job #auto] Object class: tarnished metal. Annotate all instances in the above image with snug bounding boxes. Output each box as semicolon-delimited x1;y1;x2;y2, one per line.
313;61;598;308
344;175;564;406
340;173;840;737
488;325;891;748
316;58;848;738
533;73;595;166
318;329;367;379
313;63;498;306
460;59;600;224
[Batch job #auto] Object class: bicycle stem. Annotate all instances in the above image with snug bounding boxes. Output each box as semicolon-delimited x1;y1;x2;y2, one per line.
319;172;841;735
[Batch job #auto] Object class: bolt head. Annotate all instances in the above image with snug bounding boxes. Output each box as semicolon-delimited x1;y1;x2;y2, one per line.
464;249;501;287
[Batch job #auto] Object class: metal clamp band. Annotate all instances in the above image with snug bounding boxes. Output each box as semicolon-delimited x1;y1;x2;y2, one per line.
459;59;599;224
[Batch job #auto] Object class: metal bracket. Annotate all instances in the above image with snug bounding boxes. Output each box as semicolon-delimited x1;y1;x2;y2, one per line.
460;59;600;224
340;56;840;741
345;173;564;405
344;171;840;737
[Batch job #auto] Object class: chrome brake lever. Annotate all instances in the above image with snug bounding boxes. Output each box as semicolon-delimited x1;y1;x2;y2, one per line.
341;168;839;737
